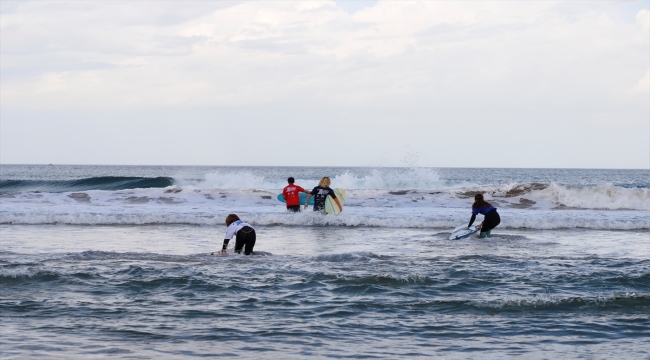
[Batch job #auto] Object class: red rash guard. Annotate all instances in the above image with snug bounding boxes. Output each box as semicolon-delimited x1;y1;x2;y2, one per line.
282;185;305;206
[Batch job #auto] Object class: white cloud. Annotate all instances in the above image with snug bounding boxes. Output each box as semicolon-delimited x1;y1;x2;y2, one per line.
634;69;650;93
334;0;377;14
636;8;649;30
0;0;648;168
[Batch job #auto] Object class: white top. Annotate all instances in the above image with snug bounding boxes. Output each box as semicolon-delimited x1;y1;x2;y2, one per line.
224;220;254;240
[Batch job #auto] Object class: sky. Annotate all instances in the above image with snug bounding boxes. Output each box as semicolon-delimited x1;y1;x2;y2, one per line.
1;0;648;168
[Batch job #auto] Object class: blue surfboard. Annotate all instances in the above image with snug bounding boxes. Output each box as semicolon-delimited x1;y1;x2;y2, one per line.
449;222;480;240
277;192;314;205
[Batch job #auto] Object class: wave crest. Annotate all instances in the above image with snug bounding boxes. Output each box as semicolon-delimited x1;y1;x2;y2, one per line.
175;168;444;190
0;177;173;195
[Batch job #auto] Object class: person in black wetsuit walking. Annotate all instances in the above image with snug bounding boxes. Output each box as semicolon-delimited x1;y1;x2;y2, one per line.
304;177;342;213
467;193;500;238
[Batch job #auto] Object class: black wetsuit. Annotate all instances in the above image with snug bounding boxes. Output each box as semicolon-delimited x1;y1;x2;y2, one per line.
310;186;337;211
481;210;500;233
234;226;256;255
469;206;501;234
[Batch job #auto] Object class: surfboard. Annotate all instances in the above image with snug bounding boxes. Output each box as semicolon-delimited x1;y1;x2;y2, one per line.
277;192;314;205
449;222;480;240
324;188;346;215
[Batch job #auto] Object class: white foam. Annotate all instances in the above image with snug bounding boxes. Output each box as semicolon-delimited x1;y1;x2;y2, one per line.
447;182;650;211
1;204;647;229
538;183;650;210
330;168;446;190
1;170;648;229
182;171;278;190
174;168;447;191
470;292;645;309
170;170;650;211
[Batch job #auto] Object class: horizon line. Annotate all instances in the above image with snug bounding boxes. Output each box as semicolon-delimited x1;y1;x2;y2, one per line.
1;163;648;171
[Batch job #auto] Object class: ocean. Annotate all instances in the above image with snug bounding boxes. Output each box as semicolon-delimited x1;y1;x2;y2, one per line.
1;165;648;358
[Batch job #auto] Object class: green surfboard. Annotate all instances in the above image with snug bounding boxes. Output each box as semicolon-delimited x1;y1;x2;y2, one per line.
325;188;346;215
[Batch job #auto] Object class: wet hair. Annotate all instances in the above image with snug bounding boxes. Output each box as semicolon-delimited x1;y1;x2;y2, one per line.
225;214;241;226
318;177;331;187
288;177;295;184
472;193;492;209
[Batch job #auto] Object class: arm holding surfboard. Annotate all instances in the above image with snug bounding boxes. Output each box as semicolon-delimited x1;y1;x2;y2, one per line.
466;213;482;230
304;190;343;210
330;197;343;212
304;193;342;212
304;194;312;209
282;188;309;201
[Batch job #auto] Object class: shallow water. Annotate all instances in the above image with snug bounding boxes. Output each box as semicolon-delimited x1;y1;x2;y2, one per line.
2;224;649;358
1;166;649;358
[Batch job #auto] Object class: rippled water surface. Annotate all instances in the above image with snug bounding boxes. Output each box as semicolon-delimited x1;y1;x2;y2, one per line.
2;225;649;358
1;166;649;358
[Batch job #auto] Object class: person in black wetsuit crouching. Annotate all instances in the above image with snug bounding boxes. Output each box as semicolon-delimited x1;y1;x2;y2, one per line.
214;214;256;255
467;193;500;238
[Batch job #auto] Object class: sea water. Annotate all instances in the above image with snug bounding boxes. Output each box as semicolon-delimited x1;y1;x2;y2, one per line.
1;165;648;358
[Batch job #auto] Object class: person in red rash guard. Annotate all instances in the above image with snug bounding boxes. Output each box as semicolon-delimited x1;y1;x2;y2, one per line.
282;177;310;212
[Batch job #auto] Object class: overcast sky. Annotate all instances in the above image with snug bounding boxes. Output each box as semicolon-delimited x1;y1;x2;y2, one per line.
1;0;648;168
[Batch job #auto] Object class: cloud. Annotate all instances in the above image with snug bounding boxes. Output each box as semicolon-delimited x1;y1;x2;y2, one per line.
0;0;648;167
634;69;650;92
637;8;650;30
334;0;377;14
1;59;114;81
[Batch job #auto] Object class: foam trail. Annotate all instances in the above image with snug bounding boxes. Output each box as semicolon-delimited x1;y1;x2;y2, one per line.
1;209;647;229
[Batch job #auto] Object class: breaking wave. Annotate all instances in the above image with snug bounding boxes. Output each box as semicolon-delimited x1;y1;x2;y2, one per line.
174;168;446;190
0;177;174;195
458;182;650;211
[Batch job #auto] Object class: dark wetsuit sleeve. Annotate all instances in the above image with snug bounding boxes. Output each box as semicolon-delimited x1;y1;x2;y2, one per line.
311;187;318;195
222;239;230;250
329;188;337;199
468;214;476;228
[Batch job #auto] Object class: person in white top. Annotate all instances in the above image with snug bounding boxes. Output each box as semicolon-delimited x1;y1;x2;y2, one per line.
214;214;256;255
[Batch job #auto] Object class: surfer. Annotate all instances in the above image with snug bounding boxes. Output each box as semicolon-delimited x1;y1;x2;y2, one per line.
214;214;256;255
282;177;310;212
304;177;343;213
467;194;500;238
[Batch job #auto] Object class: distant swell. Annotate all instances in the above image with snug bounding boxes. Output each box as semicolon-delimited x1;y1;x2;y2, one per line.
0;177;174;194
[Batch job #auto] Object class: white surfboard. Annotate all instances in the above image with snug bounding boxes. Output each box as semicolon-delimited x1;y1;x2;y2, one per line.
325;188;346;215
449;222;480;240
